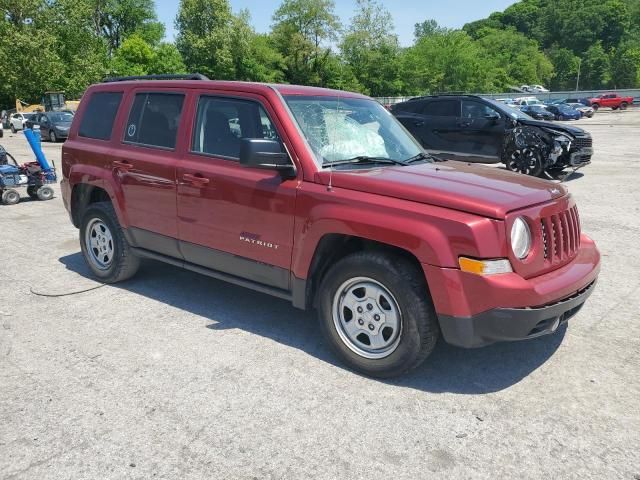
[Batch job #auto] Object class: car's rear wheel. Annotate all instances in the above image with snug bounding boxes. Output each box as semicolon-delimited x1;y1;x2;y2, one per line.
80;202;140;283
317;251;439;378
506;147;544;177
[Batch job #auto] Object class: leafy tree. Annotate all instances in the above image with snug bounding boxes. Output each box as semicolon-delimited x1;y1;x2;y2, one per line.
271;0;341;85
610;43;638;88
400;30;498;95
175;0;235;79
548;47;581;90
475;27;554;87
414;19;450;40
95;0;164;54
582;42;611;89
110;34;154;76
341;0;403;96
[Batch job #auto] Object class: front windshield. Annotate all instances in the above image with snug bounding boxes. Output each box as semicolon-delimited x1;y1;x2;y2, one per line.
284;95;422;165
50;112;73;123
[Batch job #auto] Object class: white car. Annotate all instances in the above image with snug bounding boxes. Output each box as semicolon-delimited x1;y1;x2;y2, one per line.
519;85;531;92
514;97;545;108
9;112;36;133
529;85;549;93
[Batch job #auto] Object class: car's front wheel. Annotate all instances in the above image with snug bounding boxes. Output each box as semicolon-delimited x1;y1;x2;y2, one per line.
10;124;16;134
506;147;544;177
50;130;57;142
317;251;439;378
80;202;140;283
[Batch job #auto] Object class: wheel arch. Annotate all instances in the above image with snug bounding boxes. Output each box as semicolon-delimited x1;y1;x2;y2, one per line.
293;233;429;310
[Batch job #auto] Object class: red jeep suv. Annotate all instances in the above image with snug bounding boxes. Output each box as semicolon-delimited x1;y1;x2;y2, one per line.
61;74;600;377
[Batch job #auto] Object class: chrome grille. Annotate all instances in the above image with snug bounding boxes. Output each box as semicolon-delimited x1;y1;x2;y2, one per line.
540;205;581;264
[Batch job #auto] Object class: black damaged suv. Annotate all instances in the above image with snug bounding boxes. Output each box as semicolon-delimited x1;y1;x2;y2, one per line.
391;95;593;178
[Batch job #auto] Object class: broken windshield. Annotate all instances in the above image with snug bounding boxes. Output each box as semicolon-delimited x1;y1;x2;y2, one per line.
283;95;423;167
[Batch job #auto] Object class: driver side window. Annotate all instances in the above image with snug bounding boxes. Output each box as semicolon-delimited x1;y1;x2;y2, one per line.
461;101;499;119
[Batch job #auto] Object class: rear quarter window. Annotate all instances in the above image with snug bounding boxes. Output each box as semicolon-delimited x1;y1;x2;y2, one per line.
78;92;123;140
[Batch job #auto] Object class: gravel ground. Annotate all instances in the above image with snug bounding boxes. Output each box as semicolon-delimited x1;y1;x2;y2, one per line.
1;110;639;480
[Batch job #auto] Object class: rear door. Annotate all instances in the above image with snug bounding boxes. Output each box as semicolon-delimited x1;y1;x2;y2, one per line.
396;99;460;159
176;92;298;290
112;89;186;257
455;99;504;163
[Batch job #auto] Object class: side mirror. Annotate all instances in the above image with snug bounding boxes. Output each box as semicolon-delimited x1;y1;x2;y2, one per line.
485;111;501;123
239;138;295;179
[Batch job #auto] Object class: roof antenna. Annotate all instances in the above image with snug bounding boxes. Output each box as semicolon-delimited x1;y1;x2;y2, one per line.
328;91;341;192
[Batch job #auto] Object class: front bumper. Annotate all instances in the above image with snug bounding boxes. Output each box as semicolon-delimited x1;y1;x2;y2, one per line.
423;235;600;348
438;280;595;348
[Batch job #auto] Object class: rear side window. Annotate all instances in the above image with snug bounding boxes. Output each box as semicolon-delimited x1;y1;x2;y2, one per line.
78;92;122;140
422;100;458;116
124;93;185;149
191;96;280;159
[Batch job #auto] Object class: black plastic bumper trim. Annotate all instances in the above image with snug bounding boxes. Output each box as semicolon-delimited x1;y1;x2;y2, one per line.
438;280;597;348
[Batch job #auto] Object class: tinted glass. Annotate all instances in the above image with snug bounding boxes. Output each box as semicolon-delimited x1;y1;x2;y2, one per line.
124;93;184;149
79;92;123;140
50;112;74;123
422;100;458;116
461;100;499;118
192;97;280;159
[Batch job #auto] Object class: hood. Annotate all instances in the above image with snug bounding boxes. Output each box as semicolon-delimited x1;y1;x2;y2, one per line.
518;117;587;137
317;161;567;219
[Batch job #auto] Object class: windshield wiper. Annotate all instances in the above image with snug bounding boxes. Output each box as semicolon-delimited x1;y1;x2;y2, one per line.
403;152;436;164
321;156;407;168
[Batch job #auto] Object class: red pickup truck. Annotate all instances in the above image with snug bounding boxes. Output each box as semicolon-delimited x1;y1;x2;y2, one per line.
589;93;633;110
61;75;600;377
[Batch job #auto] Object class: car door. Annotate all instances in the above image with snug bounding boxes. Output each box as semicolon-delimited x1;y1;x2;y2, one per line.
455;100;504;163
176;92;298;290
396;99;460;159
112;89;186;257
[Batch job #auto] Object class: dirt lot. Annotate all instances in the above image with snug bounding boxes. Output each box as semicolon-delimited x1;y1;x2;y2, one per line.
1;110;639;480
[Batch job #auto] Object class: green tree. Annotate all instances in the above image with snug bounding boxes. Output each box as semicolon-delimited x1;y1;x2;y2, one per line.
340;0;402;96
148;43;187;75
175;0;235;79
548;47;581;90
414;19;449;40
582;42;611;88
95;0;164;54
400;30;498;95
475;28;554;87
610;43;638;88
271;0;341;85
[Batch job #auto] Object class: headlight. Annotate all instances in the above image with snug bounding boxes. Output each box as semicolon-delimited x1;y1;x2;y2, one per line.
511;217;532;259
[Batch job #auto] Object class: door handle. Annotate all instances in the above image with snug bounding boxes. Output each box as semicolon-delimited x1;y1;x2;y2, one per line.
112;160;133;170
182;173;210;186
413;120;424;127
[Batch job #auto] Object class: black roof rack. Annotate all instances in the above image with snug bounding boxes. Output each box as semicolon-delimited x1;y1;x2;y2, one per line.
103;73;210;83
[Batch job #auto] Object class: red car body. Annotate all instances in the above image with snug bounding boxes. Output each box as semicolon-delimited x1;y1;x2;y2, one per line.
61;80;600;352
589;93;633;110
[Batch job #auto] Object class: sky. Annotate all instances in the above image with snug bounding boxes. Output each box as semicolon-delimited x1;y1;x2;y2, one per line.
155;0;517;47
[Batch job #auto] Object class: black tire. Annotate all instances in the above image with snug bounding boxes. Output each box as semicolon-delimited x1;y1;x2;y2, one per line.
10;124;16;134
506;147;544;177
36;185;54;201
79;201;140;283
592;103;599;111
27;186;39;199
621;102;628;110
317;251;439;378
49;130;57;142
1;189;20;205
